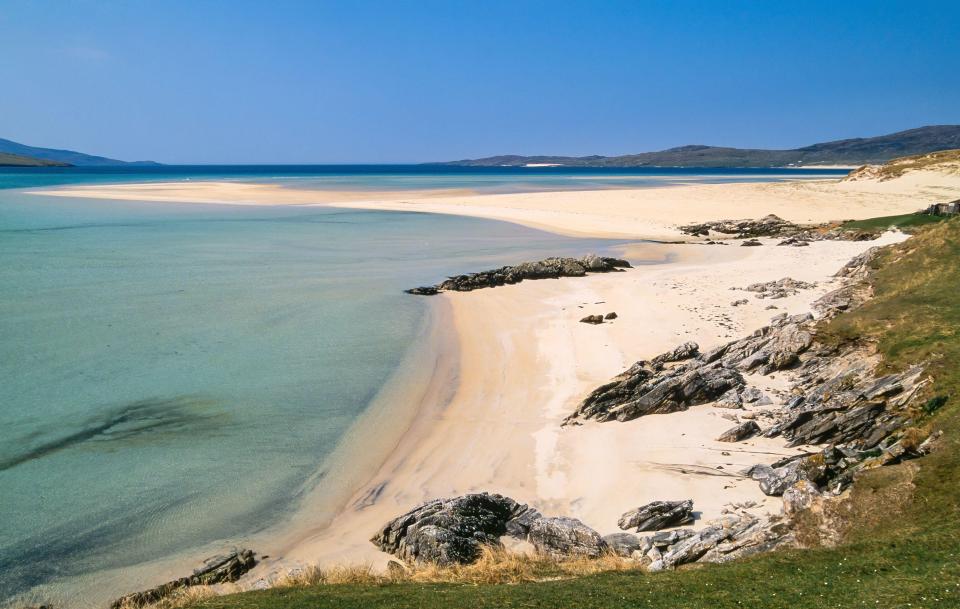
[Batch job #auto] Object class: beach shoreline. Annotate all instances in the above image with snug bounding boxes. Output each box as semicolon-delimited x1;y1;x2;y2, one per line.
232;231;909;589
17;167;960;604
29;168;960;240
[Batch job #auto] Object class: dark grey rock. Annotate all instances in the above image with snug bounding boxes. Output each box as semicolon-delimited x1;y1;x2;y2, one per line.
406;255;631;295
371;493;533;565
110;550;256;609
618;499;694;532
716;421;761;442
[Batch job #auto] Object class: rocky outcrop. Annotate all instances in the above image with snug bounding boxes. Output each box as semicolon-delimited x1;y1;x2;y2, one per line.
678;214;881;243
406;255;631;295
370;493;539;565
528;517;608;558
617;500;694;532
642;514;792;571
566;353;745;423
679;215;797;239
372;493;611;565
110;550;256;609
567;312;816;423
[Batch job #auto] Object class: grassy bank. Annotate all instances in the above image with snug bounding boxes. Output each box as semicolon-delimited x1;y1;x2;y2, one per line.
842;212;946;231
182;220;960;609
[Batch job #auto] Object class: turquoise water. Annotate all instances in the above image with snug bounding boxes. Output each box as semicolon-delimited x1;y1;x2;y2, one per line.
0;164;847;192
0;188;628;605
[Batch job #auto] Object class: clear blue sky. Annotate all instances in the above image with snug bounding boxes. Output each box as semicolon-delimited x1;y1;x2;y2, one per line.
1;0;958;164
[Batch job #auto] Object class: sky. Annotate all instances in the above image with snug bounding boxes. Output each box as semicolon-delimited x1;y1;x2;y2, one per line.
1;0;959;164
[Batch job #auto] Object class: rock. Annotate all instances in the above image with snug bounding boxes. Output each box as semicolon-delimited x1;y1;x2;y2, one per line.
371;493;537;565
602;532;643;557
528;517;608;558
782;480;822;516
741;239;763;246
406;255;632;295
743;277;817;299
387;560;409;577
777;237;810;247
714;388;743;409
405;286;439;296
580;314;605;324
567;358;745;423
618;500;694;532
650;341;700;366
604;311;618;320
110;550;257;609
731;298;749;306
743;455;827;497
716;421;760;442
679;215;796;239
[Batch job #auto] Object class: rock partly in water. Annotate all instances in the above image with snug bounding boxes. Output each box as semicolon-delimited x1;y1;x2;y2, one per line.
406;255;632;295
110;550;257;609
618;500;695;532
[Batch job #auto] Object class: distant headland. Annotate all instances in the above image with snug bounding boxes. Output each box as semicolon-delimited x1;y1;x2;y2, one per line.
0;137;160;167
432;125;960;168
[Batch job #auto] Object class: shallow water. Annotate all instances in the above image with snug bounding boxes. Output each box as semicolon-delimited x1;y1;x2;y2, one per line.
0;190;627;605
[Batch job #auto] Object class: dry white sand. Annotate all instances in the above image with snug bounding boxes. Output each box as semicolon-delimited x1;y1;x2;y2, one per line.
33;169;960;240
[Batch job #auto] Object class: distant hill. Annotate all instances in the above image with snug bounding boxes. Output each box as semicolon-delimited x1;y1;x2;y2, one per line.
0;137;160;166
0;152;71;167
435;125;960;168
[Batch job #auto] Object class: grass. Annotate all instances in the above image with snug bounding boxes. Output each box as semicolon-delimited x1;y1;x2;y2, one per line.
178;219;960;609
847;148;960;181
842;213;947;231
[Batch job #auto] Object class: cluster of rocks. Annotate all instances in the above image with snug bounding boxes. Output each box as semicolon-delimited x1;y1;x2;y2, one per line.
371;492;792;574
617;512;792;571
680;215;798;239
566;310;815;423
738;277;818;300
371;243;935;578
580;312;618;324
370;493;608;565
678;214;878;243
110;550;256;609
405;255;632;295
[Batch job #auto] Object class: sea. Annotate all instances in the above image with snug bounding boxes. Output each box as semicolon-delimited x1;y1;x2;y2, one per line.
0;165;847;606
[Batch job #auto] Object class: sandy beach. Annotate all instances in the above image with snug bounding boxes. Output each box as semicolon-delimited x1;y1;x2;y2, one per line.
238;231;907;584
24;167;960;593
33;168;960;240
